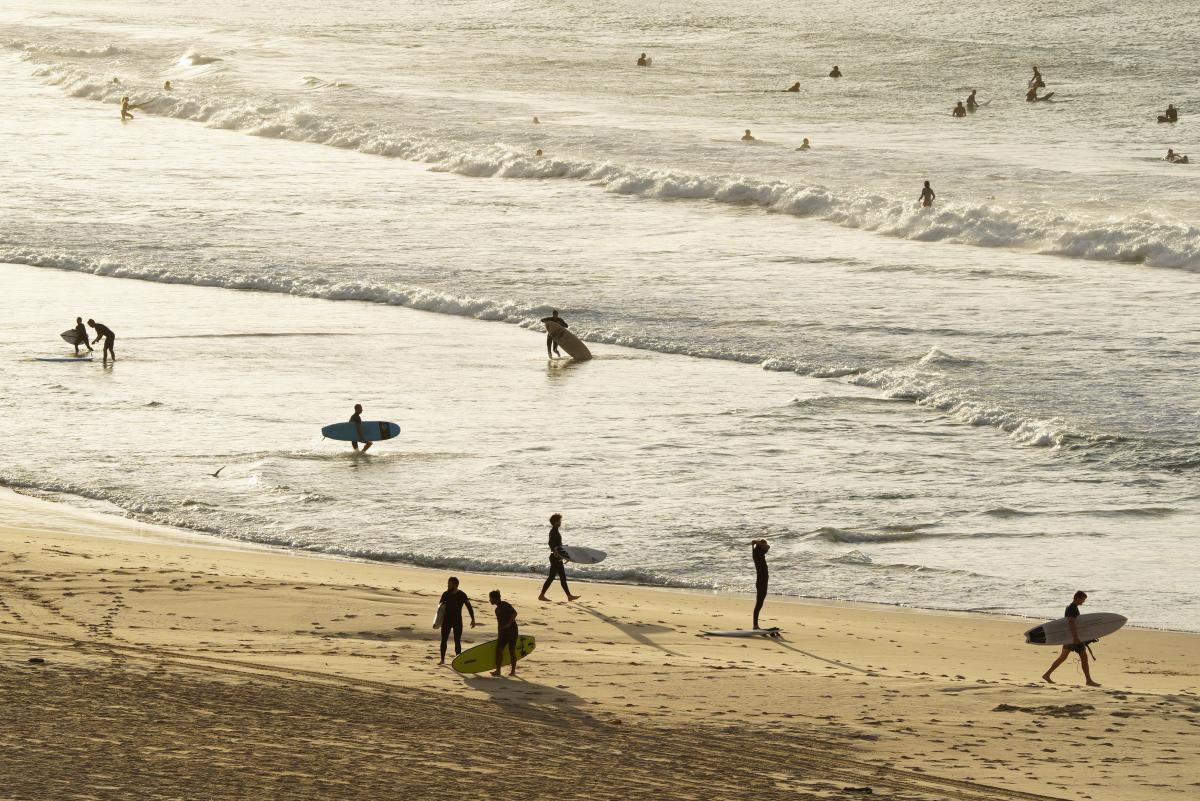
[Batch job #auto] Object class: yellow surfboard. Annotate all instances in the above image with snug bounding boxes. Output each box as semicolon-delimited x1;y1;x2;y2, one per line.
451;635;536;674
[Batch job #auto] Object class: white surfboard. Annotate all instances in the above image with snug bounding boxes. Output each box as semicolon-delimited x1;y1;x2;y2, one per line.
60;329;84;345
544;320;592;361
703;627;782;638
35;356;94;362
433;602;446;628
560;545;606;564
1023;613;1126;646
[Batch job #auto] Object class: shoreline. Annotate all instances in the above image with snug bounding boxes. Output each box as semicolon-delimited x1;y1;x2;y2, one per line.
9;485;1193;636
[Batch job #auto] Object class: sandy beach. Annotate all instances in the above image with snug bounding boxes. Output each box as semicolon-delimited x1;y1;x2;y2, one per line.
1;489;1195;800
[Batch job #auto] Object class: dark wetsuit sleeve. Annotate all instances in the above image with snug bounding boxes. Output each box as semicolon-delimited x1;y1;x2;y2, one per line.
463;594;475;622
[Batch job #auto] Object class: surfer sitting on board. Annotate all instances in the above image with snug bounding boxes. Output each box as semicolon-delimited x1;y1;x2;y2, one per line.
349;403;372;453
71;317;93;356
1042;591;1101;687
489;590;519;677
538;513;580;602
637;52;649;67
752;539;770;629
1158;104;1178;123
829;65;842;78
741;129;756;141
541;310;567;358
437;577;477;665
796;138;811;151
88;319;116;363
918;180;935;208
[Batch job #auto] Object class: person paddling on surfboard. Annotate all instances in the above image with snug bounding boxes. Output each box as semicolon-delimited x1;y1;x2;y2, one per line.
71;317;93;357
538;513;580;602
437;576;477;665
489;590;519;677
87;319;116;363
752;539;770;629
1042;591;1101;687
349;403;372;453
540;310;567;358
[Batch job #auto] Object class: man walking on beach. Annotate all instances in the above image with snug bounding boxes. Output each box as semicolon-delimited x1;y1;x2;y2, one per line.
489;590;519;677
1042;591;1101;686
752;538;770;629
71;317;92;357
538;513;580;602
349;403;371;453
436;576;477;665
88;319;116;363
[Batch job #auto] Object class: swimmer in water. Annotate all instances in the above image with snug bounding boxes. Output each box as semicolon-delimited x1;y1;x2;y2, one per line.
637;53;649;67
966;89;978;111
163;80;172;91
952;101;966;117
785;82;800;92
532;116;540;124
535;148;543;157
918;180;935;208
1166;149;1190;164
829;65;842;78
796;138;810;151
741;129;755;141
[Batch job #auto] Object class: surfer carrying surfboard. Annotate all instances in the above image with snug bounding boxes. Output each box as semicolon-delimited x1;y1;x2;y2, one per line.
751;539;770;629
436;577;478;665
70;317;93;357
349;404;372;453
538;513;580;602
1041;591;1101;687
540;310;568;358
489;590;519;677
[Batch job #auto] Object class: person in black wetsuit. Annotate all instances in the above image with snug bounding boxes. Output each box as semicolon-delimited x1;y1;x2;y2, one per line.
1042;591;1100;686
71;317;93;357
538;513;580;602
489;590;519;677
829;65;842;78
966;89;978;112
436;576;477;664
87;319;116;363
541;309;567;358
751;538;770;629
348;403;372;453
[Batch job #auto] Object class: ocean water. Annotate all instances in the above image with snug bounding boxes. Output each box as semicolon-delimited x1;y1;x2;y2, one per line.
1;0;1198;629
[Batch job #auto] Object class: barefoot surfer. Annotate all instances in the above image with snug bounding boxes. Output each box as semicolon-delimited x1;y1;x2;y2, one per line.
436;577;477;664
88;319;116;363
541;310;567;357
919;180;935;208
1042;591;1101;686
538;513;580;602
71;317;92;356
349;403;372;453
752;538;770;629
489;590;519;677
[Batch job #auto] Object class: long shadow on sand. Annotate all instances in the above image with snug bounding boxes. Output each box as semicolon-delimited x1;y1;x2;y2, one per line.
575;603;683;658
460;673;597;725
770;636;871;674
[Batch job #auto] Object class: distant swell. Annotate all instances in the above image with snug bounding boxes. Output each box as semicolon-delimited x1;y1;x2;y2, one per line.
25;61;1200;272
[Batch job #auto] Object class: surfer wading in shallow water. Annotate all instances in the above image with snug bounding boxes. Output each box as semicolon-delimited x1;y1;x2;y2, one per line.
538;513;580;602
436;576;477;665
349;403;371;453
88;319;116;363
541;309;567;358
919;180;936;208
71;316;92;356
752;538;770;629
1042;591;1101;687
489;590;519;677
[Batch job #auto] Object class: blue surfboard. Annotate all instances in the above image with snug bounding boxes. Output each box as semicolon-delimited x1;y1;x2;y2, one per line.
321;421;401;442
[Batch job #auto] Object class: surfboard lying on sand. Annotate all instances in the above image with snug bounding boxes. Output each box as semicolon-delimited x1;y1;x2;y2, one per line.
1023;613;1126;646
544;320;592;361
560;545;606;564
703;627;782;638
320;421;400;442
451;635;536;674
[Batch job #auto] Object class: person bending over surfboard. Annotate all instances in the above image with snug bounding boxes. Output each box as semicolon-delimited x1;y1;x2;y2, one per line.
1042;591;1101;687
349;403;372;453
71;317;93;356
540;310;568;358
88;319;116;363
751;539;770;629
489;590;519;677
437;577;477;665
538;513;580;602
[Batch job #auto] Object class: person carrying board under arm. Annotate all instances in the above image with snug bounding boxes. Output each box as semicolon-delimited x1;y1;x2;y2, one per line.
541;310;567;358
349;403;372;453
436;576;477;665
71;317;92;357
1042;591;1100;686
489;590;519;677
538;513;580;602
